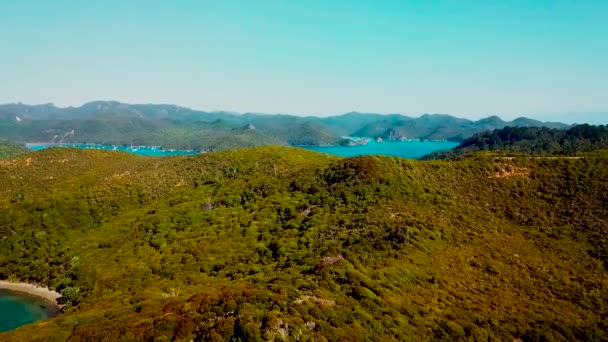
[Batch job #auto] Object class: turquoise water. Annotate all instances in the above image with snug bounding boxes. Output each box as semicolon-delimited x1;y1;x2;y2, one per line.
300;140;459;159
25;141;458;159
26;143;200;157
0;290;57;332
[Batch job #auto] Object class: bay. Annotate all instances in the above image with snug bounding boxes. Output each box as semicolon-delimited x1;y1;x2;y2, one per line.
300;140;459;159
26;143;200;157
0;290;58;332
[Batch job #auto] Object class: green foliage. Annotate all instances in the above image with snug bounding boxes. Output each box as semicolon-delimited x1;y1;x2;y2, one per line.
0;146;606;341
0;141;28;159
352;114;567;142
425;124;608;159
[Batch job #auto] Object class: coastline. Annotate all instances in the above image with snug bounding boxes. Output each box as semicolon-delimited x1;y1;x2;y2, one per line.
0;280;62;311
24;143;201;156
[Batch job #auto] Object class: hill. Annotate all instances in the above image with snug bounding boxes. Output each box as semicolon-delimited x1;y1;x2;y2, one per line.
0;104;341;150
352;114;568;142
0;102;570;150
424;125;608;160
0;141;28;159
0;147;606;341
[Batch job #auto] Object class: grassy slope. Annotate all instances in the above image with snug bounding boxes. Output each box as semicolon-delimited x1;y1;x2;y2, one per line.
0;147;606;341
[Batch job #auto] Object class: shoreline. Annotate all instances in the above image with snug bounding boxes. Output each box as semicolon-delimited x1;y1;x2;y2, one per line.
294;139;458;148
24;142;201;154
0;280;62;312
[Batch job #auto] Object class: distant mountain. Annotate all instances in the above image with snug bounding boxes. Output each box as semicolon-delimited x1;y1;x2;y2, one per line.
352;114;568;141
349;116;412;138
0;101;570;150
315;112;406;136
423;124;608;160
510;117;567;129
523;112;608;126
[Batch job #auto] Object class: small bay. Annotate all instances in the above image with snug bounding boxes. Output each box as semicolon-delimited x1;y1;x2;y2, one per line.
26;143;200;157
0;290;59;332
300;140;459;159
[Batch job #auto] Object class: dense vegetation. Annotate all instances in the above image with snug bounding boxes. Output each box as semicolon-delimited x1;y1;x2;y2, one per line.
0;146;606;341
0;102;568;150
424;125;608;160
352;115;567;142
0;141;28;159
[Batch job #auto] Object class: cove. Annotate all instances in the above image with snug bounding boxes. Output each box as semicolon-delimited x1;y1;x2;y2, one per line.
300;140;459;159
0;290;59;332
26;143;200;157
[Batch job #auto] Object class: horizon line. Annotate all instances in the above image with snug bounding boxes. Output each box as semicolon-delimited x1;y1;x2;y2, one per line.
2;100;604;124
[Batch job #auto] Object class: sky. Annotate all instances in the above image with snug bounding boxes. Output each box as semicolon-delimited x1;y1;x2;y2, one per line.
1;0;607;124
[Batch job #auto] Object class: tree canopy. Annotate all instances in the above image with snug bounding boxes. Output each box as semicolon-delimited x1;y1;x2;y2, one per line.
424;124;608;160
0;147;606;341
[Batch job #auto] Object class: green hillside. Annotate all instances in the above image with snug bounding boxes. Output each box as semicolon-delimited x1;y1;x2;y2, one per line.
424;125;608;160
0;141;28;159
352;115;568;142
0;147;606;341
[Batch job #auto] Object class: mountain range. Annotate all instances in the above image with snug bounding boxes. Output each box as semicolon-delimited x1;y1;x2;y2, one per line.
0;101;569;151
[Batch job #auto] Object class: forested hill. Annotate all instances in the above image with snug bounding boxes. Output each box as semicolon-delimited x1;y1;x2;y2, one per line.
0;141;28;159
350;114;568;142
423;124;608;160
1;147;606;341
0;102;569;150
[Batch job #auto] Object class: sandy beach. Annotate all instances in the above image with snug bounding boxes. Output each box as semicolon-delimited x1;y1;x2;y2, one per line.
0;280;61;307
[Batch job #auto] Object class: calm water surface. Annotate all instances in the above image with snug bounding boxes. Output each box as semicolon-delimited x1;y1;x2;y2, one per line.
0;290;57;332
27;143;200;157
25;141;458;159
300;140;459;159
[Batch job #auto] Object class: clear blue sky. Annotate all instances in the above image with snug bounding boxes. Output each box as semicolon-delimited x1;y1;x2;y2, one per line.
1;0;607;123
